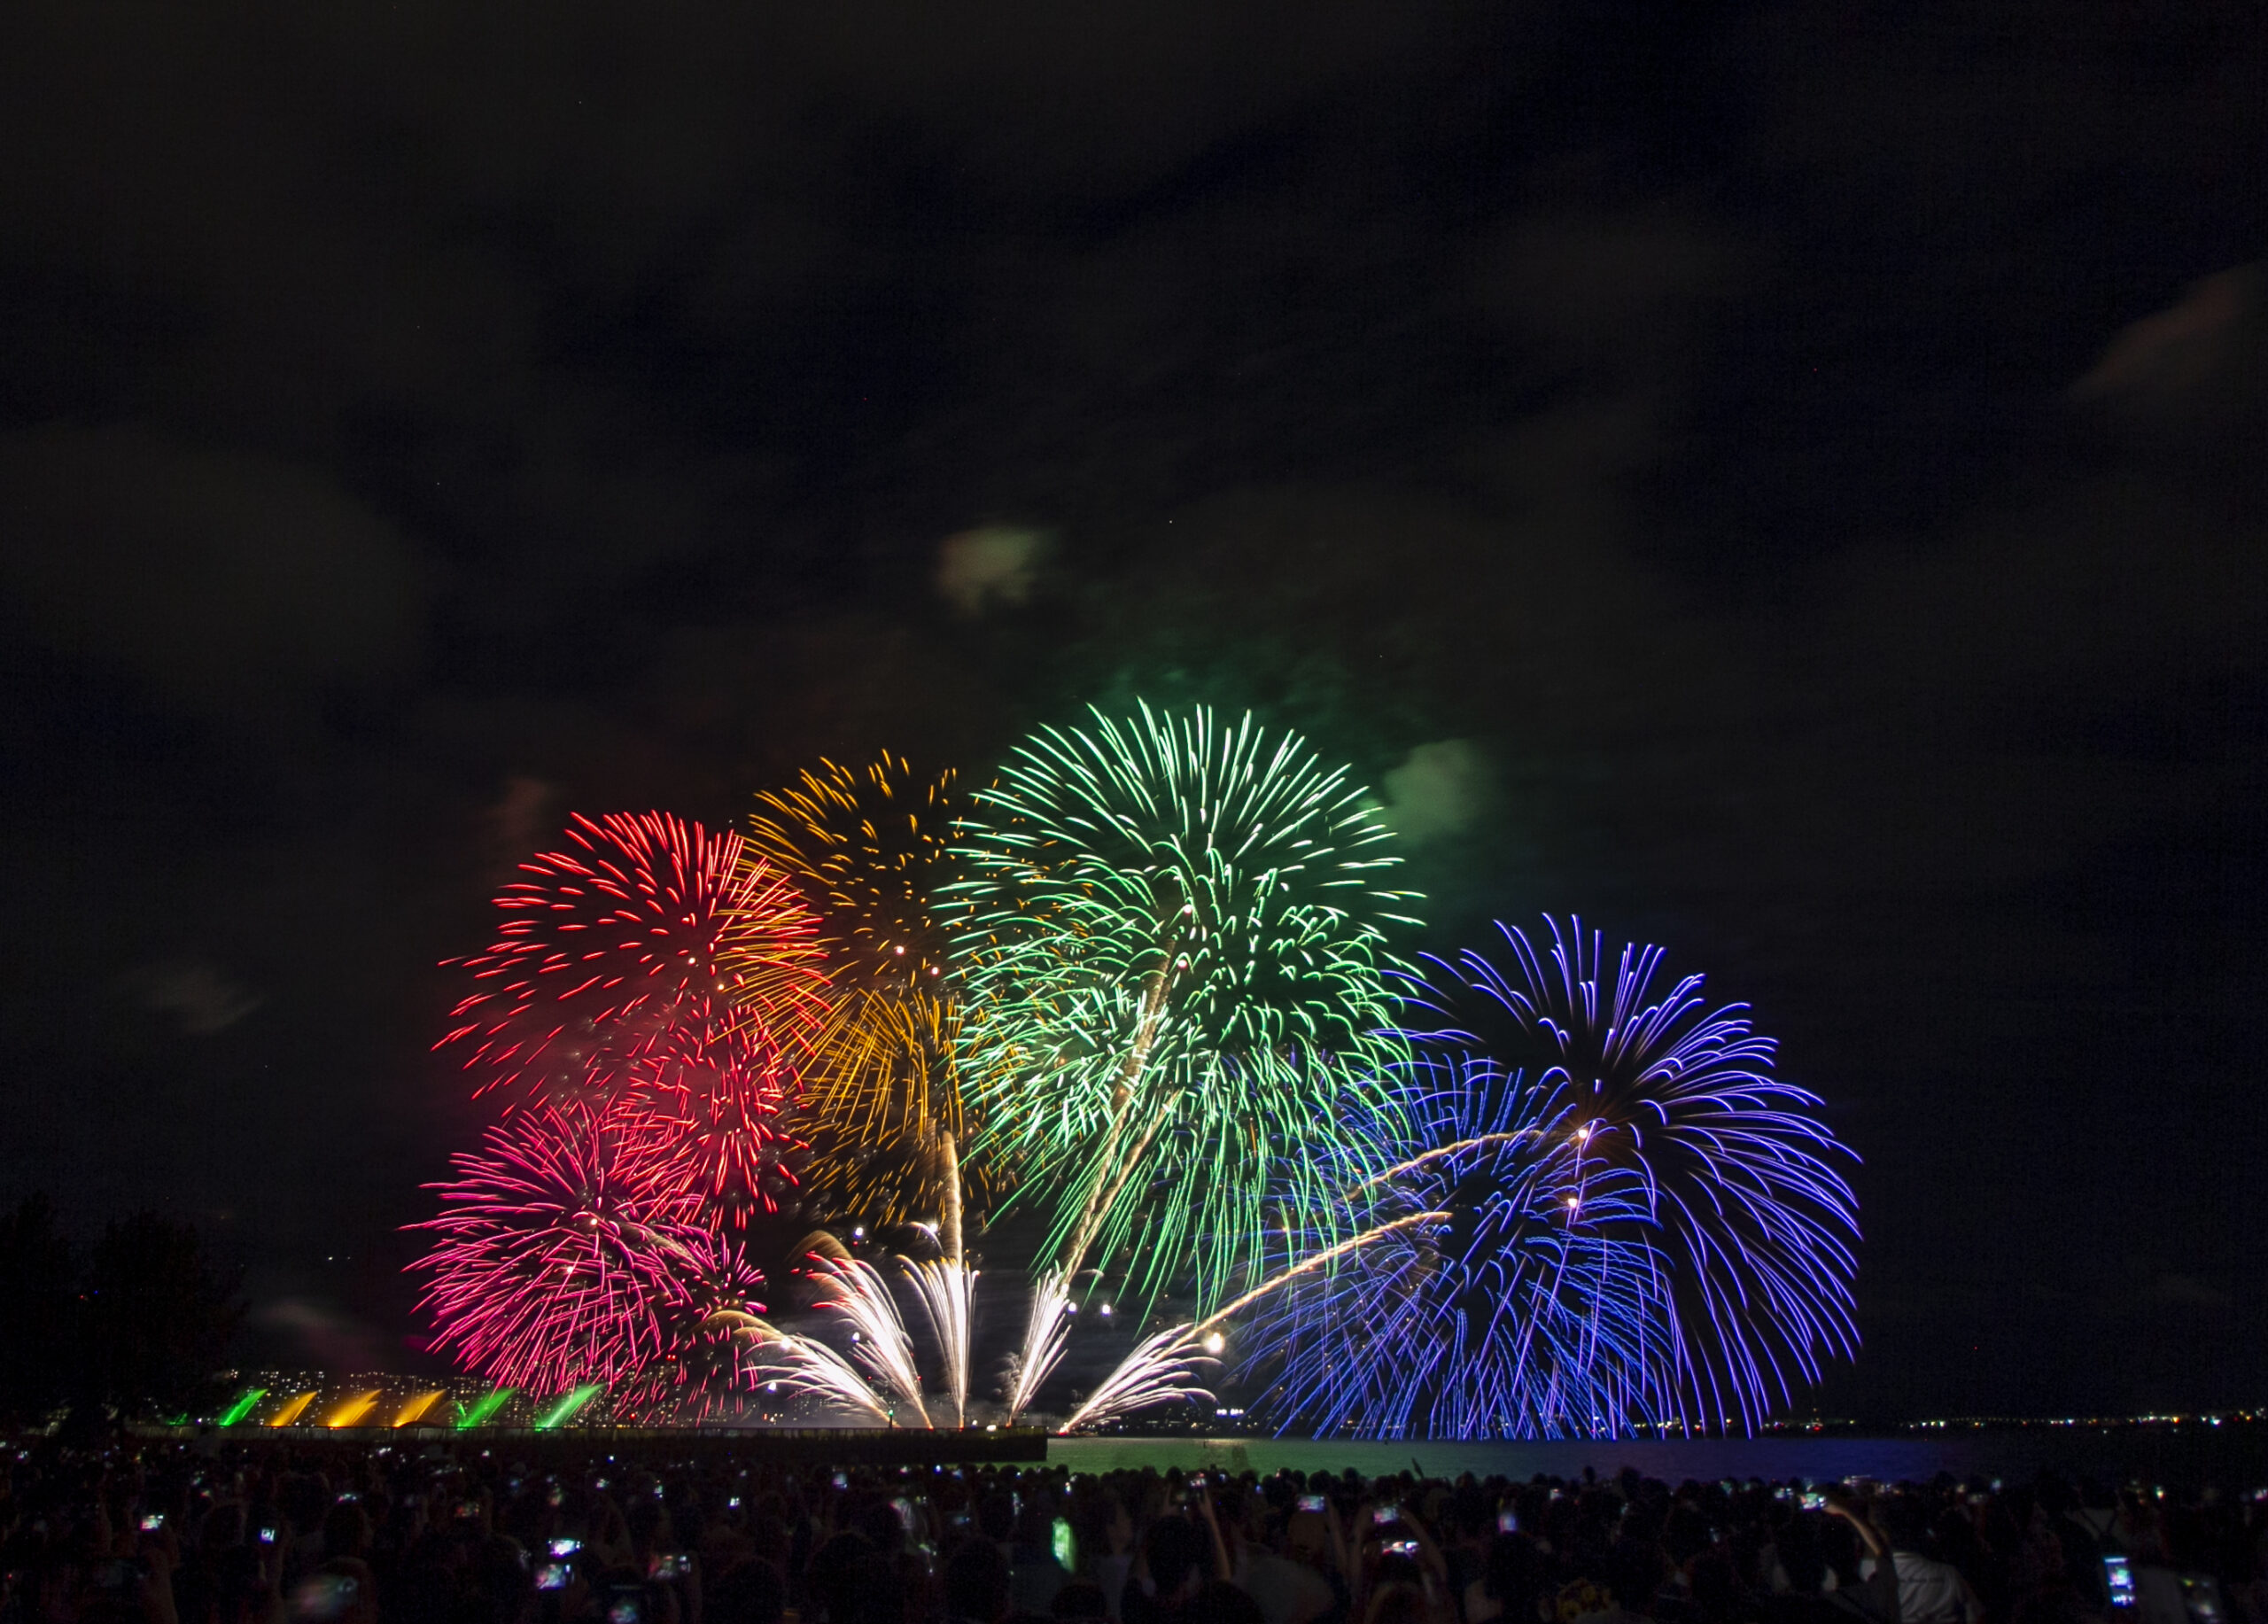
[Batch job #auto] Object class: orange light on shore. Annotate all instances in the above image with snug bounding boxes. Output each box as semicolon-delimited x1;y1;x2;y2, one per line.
325;1391;381;1428
267;1392;315;1427
392;1389;445;1427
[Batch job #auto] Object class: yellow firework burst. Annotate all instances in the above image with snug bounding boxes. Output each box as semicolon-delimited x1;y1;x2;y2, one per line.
747;754;990;1243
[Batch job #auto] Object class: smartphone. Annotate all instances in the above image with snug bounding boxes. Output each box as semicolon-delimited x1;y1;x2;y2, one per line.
727;1497;742;1511
1800;1493;1827;1511
605;1586;647;1624
259;1526;280;1546
1299;1495;1328;1514
1372;1506;1398;1527
1189;1474;1207;1489
648;1555;690;1581
535;1564;571;1593
139;1512;167;1532
832;1472;849;1490
456;1501;482;1520
1497;1509;1518;1534
2103;1556;2136;1610
1385;1540;1419;1557
337;1493;360;1505
549;1539;583;1558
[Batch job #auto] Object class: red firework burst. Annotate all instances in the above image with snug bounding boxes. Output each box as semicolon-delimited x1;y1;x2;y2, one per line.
411;1101;716;1392
439;811;831;1208
610;1232;774;1424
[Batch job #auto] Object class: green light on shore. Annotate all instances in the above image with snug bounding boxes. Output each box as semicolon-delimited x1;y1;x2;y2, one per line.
533;1386;601;1430
454;1387;514;1430
218;1389;268;1426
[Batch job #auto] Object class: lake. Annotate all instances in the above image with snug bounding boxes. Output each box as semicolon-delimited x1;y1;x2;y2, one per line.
1048;1428;2268;1489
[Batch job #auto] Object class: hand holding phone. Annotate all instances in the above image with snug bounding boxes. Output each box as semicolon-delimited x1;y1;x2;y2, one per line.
292;1575;360;1620
1298;1495;1327;1514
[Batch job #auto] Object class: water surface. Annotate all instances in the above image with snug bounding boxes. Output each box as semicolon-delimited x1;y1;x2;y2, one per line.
1048;1430;2267;1488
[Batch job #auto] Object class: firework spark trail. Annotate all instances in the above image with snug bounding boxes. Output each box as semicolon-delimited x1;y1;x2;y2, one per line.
905;1258;977;1428
1402;918;1862;1435
437;812;832;1217
1239;920;1860;1439
809;1255;929;1426
615;1231;773;1424
744;1328;896;1427
750;758;983;1230
938;1130;965;1267
1185;1210;1453;1340
1057;1325;1215;1434
409;1102;710;1392
947;703;1416;1316
1349;1133;1550;1193
1241;1057;1674;1440
1004;1270;1073;1425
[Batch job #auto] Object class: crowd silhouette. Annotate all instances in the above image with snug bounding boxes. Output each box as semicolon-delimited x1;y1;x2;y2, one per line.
2;1441;2262;1624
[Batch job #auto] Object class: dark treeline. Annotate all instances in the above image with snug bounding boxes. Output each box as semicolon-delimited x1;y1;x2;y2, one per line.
0;1194;241;1427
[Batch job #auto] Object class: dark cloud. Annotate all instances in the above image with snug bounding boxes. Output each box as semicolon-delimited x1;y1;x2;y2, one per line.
122;960;265;1038
936;524;1053;616
254;1296;388;1373
1379;740;1491;846
0;427;426;715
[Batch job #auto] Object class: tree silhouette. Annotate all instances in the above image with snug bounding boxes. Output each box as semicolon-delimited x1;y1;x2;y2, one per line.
0;1196;242;1426
77;1211;243;1421
0;1195;76;1424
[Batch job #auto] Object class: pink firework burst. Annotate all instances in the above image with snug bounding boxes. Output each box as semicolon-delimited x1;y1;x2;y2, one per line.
439;812;831;1209
611;1232;775;1424
410;1101;715;1391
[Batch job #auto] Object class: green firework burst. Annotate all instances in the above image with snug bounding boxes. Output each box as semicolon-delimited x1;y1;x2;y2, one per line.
945;703;1418;1313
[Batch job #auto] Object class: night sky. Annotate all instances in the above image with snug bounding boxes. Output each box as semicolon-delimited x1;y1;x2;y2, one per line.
2;1;2264;1424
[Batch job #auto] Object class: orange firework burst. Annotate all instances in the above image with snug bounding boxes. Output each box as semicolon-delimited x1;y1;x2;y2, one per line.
747;756;987;1242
